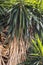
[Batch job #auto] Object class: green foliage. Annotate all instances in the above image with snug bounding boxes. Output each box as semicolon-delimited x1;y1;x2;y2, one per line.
18;34;43;65
0;0;43;64
0;0;43;10
32;34;43;56
0;0;43;43
0;0;43;11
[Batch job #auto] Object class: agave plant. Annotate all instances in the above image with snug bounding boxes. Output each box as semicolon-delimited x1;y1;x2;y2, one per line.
0;0;43;44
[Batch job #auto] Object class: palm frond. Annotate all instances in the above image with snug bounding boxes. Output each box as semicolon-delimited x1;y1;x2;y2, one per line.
0;0;43;43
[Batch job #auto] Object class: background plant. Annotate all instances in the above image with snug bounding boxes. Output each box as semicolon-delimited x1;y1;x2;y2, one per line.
19;34;43;65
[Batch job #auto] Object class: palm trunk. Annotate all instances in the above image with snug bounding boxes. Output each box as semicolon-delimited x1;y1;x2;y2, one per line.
0;36;29;65
0;45;2;65
7;36;29;65
0;45;5;65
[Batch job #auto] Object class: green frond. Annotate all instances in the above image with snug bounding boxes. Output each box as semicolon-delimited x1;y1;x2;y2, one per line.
0;0;43;43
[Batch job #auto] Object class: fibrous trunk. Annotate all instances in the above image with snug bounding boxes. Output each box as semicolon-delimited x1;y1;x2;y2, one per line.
0;36;29;65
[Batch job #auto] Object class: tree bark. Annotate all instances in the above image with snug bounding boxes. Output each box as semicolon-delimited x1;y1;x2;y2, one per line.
7;37;28;65
0;36;29;65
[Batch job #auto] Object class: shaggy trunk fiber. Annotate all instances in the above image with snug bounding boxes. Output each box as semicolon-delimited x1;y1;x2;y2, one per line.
0;36;29;65
7;37;28;65
0;45;6;65
0;45;2;65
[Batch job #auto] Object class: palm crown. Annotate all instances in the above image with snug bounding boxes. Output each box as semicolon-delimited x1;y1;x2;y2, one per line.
0;0;43;44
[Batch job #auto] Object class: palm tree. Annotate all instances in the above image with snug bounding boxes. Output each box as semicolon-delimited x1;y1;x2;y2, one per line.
0;0;43;65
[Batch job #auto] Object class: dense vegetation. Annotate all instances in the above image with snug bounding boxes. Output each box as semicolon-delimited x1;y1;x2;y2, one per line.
0;0;43;65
